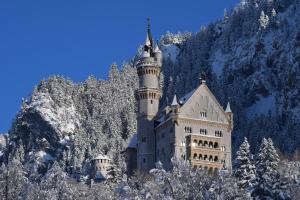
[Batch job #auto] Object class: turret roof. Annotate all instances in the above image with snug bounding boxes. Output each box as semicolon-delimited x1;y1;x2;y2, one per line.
171;94;179;106
225;102;232;113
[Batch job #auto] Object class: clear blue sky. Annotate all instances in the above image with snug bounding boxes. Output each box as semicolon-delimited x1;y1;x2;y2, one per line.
0;0;239;133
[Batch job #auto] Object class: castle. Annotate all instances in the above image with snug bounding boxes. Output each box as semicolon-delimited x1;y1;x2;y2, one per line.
129;20;233;173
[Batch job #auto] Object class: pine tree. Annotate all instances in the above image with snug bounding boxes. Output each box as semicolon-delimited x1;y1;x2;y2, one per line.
39;161;74;200
234;137;256;191
0;159;28;200
253;138;289;199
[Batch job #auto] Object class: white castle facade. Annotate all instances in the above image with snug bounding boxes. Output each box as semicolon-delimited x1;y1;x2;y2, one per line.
128;20;233;174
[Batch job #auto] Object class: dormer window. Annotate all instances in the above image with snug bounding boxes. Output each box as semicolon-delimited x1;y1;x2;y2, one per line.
200;111;207;118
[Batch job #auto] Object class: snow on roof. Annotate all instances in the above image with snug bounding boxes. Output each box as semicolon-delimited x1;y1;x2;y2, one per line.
179;89;196;105
128;133;137;148
145;33;151;46
225;102;232;113
154;44;161;53
141;50;150;58
93;153;110;160
171;94;178;106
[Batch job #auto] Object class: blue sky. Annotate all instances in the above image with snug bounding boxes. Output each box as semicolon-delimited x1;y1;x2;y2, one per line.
0;0;239;133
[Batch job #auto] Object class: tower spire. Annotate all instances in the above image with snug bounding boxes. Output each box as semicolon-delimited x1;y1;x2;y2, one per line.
146;17;153;48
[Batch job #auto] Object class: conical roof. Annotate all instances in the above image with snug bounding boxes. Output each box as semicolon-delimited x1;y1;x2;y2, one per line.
171;94;179;106
225;102;232;113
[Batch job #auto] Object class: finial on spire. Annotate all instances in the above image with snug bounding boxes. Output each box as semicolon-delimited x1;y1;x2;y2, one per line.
147;17;151;31
199;71;206;84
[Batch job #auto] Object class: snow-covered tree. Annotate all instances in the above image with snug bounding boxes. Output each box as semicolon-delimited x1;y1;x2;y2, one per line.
253;138;289;199
0;159;28;200
209;170;249;200
259;10;270;29
234;137;256;191
39;161;74;200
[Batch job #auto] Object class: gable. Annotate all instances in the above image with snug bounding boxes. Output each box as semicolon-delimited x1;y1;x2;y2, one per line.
179;83;228;123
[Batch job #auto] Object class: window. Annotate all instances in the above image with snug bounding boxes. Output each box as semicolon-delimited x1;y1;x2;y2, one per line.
143;158;146;163
150;99;153;104
221;146;226;152
142;137;146;142
200;129;207;135
200;111;207;118
184;126;192;133
215;130;223;137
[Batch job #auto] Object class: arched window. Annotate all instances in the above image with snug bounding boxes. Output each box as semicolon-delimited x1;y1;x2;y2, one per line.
209;142;213;148
214;142;219;149
209;155;213;162
193;153;197;160
199;154;203;160
198;140;203;146
204;141;208;147
193;140;197;147
214;156;218;162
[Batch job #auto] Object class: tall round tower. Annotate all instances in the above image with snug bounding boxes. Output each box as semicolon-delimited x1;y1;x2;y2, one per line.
136;19;162;172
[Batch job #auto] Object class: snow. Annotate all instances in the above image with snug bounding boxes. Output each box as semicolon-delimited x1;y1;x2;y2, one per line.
179;89;196;105
161;44;179;62
93;153;110;160
246;94;276;119
128;133;137;148
29;92;80;135
60;136;70;145
0;151;3;157
36;150;54;162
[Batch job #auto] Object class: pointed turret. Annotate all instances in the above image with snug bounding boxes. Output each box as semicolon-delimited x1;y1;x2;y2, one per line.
145;32;151;46
225;101;233;131
171;94;178;106
154;42;161;53
225;102;232;113
147;17;153;48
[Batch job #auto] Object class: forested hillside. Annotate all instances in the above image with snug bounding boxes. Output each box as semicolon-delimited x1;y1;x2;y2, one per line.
1;63;138;181
161;0;300;155
0;0;299;199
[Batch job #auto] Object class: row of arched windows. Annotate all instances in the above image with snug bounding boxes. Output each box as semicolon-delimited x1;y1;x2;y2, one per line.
192;154;219;162
192;140;219;149
139;92;159;99
193;165;219;173
138;68;159;76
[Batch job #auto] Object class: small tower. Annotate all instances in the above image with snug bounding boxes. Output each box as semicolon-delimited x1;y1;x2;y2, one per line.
225;102;233;131
136;18;162;172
